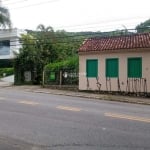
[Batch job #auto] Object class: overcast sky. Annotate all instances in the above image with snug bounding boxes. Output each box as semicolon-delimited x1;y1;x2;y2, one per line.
2;0;150;32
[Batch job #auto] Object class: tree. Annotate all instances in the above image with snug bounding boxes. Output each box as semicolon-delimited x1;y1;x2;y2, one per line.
0;6;11;28
14;34;38;84
36;24;57;65
136;19;150;33
36;24;54;32
54;30;83;60
14;25;58;84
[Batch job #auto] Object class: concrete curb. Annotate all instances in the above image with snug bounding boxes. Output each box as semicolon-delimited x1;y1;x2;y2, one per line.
5;85;150;105
29;89;150;105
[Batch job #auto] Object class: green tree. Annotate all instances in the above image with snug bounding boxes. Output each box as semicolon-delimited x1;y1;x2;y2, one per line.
136;19;150;33
36;24;57;65
14;25;58;84
36;24;54;32
14;34;38;84
54;30;83;60
0;6;11;28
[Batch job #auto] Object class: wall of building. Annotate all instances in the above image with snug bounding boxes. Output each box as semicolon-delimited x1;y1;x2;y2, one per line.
79;50;150;93
0;29;25;59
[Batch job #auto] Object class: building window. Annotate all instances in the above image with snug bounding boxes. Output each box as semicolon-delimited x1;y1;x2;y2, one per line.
0;40;10;55
86;59;98;78
128;57;142;78
106;58;118;78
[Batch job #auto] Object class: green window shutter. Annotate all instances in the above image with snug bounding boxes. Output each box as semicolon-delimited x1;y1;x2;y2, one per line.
106;58;118;78
86;59;98;78
128;57;142;78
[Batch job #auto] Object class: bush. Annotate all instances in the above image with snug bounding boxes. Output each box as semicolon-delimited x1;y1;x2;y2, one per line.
0;59;13;68
45;56;78;71
0;68;14;78
44;56;79;85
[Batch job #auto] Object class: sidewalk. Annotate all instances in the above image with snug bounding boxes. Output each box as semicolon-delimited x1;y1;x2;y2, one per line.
0;81;13;87
9;85;150;105
0;75;14;87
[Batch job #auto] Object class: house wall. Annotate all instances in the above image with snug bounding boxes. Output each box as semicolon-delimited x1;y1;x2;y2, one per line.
79;50;150;93
0;29;25;59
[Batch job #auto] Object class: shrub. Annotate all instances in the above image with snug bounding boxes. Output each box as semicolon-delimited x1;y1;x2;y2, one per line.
0;68;14;78
45;56;78;71
44;56;79;85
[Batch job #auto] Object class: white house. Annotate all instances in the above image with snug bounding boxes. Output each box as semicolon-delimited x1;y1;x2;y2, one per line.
78;32;150;95
0;28;25;60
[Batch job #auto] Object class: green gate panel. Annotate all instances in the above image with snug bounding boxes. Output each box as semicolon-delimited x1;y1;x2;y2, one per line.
50;72;56;80
86;59;98;78
128;57;142;78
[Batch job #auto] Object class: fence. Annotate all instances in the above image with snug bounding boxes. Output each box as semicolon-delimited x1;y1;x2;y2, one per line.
43;68;78;87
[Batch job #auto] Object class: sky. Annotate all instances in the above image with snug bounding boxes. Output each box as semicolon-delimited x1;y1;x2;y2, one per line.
2;0;150;32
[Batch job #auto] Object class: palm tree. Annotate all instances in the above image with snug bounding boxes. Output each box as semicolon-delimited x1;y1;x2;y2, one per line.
36;24;55;43
0;6;11;28
36;24;54;32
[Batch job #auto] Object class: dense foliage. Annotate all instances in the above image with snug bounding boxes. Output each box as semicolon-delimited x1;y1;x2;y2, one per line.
0;6;11;28
14;19;150;85
136;19;150;33
14;25;81;84
45;56;78;71
0;59;13;68
0;68;14;78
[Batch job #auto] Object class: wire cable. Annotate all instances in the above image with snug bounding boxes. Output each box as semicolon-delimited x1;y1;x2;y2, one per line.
7;0;60;10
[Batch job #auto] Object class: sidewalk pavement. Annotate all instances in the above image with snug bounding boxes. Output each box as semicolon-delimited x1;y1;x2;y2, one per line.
0;75;14;87
0;81;13;87
5;85;150;105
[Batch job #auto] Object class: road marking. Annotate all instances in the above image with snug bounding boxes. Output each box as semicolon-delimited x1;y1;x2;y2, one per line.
56;105;81;112
105;112;150;123
19;101;39;105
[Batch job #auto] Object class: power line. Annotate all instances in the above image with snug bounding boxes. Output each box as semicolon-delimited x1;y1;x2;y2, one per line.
7;0;60;10
3;30;129;44
1;27;150;46
2;0;149;32
54;17;150;30
10;40;82;47
3;0;28;6
6;27;150;47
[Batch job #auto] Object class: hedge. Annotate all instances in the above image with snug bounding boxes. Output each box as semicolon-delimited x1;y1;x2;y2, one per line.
45;56;78;71
0;68;14;78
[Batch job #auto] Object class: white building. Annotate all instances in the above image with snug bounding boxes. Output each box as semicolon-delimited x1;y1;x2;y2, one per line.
78;32;150;94
0;29;25;60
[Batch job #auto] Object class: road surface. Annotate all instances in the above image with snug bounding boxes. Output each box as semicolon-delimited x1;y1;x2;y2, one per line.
0;87;150;150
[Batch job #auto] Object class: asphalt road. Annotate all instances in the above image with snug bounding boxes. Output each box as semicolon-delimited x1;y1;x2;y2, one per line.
0;87;150;150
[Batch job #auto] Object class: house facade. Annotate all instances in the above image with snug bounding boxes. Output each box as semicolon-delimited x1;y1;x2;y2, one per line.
0;29;25;60
78;32;150;94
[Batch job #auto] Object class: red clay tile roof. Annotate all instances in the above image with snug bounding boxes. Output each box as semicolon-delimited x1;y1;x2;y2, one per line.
78;32;150;53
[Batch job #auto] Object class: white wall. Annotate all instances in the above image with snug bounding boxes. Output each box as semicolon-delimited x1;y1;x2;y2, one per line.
0;29;25;59
79;50;150;93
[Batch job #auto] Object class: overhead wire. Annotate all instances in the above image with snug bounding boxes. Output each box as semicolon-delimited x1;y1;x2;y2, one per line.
6;27;150;47
3;0;28;6
5;0;60;10
0;0;150;45
2;0;149;32
53;16;150;30
2;28;138;44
